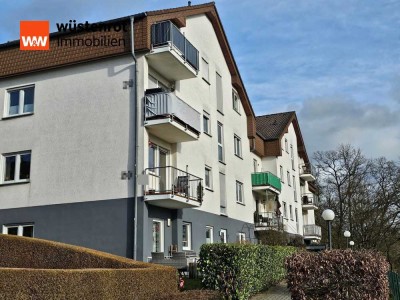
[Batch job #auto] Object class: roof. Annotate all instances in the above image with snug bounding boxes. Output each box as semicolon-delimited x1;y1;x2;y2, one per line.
256;112;295;141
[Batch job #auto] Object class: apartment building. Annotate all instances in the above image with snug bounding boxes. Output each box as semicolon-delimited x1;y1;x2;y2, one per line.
254;112;321;246
0;3;320;261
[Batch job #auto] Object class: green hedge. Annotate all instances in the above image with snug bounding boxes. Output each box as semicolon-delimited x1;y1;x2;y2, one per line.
286;250;390;299
198;243;296;299
0;234;177;299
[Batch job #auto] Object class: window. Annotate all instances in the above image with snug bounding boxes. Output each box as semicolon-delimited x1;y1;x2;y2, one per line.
293;175;297;201
148;74;168;91
5;86;34;117
205;166;212;189
182;222;192;250
203;112;211;135
283;202;287;219
237;232;246;244
152;220;164;252
285;139;288;153
216;72;223;113
206;226;214;244
3;224;34;237
290;205;293;220
234;135;242;158
290;144;295;170
220;229;227;243
219;172;227;215
236;181;244;204
217;123;224;162
232;89;240;113
202;58;209;82
295;208;299;233
148;144;156;169
280;166;284;183
2;151;31;183
287;171;291;186
253;159;258;173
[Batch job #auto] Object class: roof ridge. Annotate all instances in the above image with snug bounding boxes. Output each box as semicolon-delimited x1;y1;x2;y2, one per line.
256;111;295;118
146;2;215;16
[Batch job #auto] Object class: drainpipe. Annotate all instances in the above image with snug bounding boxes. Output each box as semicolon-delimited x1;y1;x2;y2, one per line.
130;15;139;261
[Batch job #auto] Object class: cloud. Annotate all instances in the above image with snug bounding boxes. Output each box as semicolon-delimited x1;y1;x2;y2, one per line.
297;96;400;160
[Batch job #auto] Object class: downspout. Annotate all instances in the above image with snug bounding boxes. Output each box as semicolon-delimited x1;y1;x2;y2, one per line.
130;15;138;261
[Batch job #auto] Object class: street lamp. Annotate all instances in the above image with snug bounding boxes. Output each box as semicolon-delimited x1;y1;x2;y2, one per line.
344;230;351;248
322;209;335;250
349;241;354;250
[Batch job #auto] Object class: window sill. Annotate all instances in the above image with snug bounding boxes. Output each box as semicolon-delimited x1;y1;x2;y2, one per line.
220;213;228;217
233;109;241;116
236;202;245;206
203;132;212;138
234;154;243;160
202;78;210;85
219;161;226;165
2;112;34;120
205;187;214;192
217;110;224;116
0;180;30;186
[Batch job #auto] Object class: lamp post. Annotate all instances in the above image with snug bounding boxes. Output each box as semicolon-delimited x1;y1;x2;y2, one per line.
322;209;335;250
349;241;354;250
344;230;351;249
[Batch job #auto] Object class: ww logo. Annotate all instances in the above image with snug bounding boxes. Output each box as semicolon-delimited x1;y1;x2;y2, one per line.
20;21;49;51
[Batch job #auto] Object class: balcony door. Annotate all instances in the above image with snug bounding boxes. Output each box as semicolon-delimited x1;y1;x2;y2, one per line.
152;219;164;253
148;142;170;193
159;148;168;191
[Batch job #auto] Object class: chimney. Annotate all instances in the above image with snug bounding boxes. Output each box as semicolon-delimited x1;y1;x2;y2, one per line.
188;1;192;6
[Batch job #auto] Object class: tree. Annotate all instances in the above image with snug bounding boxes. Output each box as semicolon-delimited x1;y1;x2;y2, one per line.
314;144;400;271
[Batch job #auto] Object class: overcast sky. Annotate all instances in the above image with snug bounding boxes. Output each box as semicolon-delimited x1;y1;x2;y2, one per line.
1;0;399;160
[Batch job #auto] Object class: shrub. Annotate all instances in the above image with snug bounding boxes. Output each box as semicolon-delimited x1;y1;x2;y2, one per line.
286;250;390;300
0;234;177;299
198;243;296;299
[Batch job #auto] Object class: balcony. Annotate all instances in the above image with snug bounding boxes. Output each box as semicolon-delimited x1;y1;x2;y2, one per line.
299;163;316;181
251;172;281;194
254;211;283;231
302;193;318;210
144;166;203;209
144;91;201;143
147;21;199;81
303;225;322;240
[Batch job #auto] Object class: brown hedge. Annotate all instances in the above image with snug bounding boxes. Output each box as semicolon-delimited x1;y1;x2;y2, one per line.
0;234;177;299
285;249;390;300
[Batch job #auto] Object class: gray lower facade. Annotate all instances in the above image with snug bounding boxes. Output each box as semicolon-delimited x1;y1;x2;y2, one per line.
0;197;256;262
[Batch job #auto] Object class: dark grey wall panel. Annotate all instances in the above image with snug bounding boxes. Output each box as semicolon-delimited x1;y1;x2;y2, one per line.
0;198;134;258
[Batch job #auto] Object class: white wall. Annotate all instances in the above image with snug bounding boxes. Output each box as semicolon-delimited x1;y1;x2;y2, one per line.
0;56;135;208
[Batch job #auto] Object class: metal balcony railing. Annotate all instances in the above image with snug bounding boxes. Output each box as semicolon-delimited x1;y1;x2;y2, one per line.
299;163;316;177
145;91;201;134
251;172;281;191
303;225;322;237
145;166;203;204
254;211;283;230
151;21;199;71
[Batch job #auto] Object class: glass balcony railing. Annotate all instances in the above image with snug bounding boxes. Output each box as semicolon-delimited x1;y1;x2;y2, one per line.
151;21;199;71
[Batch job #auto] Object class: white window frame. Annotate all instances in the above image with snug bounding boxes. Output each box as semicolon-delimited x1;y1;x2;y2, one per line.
236;181;244;204
287;171;291;186
1;151;31;184
4;85;35;118
237;232;246;244
206;226;214;244
217;122;224;162
201;58;209;83
152;219;164;252
234;135;242;158
283;202;287;219
216;72;223;113
285;138;289;153
182;222;192;250
205;166;212;189
290;204;293;220
280;165;284;183
203;112;211;135
2;224;34;237
148;74;169;91
293;175;297;201
253;159;258;173
291;144;295;170
232;89;240;114
220;229;227;243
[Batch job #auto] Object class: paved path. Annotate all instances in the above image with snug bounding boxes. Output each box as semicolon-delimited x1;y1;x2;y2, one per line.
250;282;291;300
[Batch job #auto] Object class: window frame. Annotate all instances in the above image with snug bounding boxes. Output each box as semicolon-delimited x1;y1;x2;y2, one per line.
285;138;289;153
236;181;244;204
290;144;295;170
253;159;258;173
290;204;293;220
232;89;240;114
4;85;35;118
182;222;192;250
237;232;246;244
287;171;291;186
203;112;211;136
205;166;212;189
283;202;287;219
216;72;223;114
280;165;284;183
217;122;224;163
293;175;297;201
220;228;227;244
206;226;214;244
1;151;31;184
201;58;209;83
234;135;242;158
2;224;34;237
